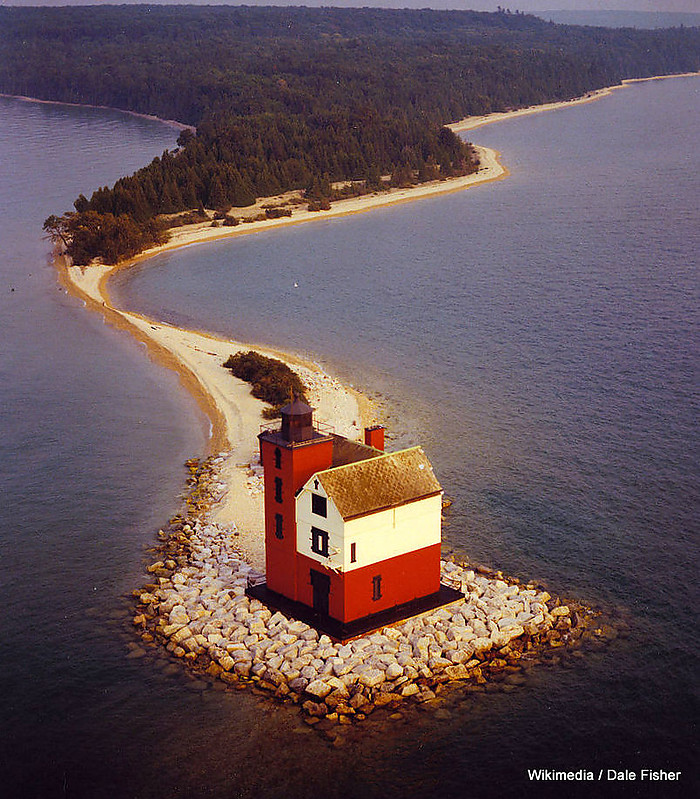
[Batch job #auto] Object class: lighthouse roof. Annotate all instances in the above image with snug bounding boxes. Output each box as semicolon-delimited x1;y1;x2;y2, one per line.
316;446;441;521
280;398;314;416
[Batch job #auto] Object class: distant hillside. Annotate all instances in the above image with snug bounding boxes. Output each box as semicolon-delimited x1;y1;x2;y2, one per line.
542;10;700;30
4;5;696;264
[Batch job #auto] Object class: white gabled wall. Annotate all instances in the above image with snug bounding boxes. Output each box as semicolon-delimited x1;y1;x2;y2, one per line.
296;479;345;570
343;493;442;571
296;472;441;573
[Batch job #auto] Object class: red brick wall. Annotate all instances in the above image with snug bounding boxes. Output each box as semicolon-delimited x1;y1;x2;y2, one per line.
260;435;333;600
341;543;441;622
295;552;345;619
295;542;441;623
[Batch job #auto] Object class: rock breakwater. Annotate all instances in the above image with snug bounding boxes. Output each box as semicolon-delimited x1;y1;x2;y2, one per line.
133;455;598;729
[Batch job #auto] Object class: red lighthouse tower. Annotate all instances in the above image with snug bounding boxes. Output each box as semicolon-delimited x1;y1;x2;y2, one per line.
258;399;334;600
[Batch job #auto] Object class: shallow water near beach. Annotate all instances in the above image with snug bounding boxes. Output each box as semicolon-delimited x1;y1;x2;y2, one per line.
1;76;698;798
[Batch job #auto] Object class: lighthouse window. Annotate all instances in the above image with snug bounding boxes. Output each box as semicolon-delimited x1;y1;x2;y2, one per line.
274;477;283;503
274;513;283;539
311;526;329;557
311;493;327;518
350;543;357;563
274;448;282;469
372;575;382;601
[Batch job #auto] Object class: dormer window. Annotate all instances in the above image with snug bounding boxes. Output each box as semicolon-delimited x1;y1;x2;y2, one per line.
311;493;327;518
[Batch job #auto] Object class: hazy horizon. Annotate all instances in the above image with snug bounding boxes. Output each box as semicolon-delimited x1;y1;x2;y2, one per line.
2;2;698;17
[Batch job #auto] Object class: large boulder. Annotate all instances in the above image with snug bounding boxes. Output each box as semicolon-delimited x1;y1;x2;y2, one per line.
305;679;333;700
169;605;189;626
358;668;385;688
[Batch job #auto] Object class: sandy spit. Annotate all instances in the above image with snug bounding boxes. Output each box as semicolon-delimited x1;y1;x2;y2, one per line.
448;72;700;133
57;255;374;567
52;140;503;566
52;139;510;563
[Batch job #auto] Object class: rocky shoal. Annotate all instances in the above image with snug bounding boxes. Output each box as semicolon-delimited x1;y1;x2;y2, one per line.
132;455;597;727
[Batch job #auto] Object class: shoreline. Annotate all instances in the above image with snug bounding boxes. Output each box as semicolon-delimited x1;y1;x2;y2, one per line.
45;70;699;289
0;92;195;132
54;67;699;574
449;71;699;132
5;70;696;142
80;140;508;263
58;255;373;569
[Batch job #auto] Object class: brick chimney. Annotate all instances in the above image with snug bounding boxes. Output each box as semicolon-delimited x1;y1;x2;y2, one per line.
364;424;385;451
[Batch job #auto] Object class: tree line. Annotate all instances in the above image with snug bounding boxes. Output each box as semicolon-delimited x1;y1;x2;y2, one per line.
1;6;696;263
82;113;476;222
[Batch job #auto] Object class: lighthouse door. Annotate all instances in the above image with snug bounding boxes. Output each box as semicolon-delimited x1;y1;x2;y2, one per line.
310;569;330;616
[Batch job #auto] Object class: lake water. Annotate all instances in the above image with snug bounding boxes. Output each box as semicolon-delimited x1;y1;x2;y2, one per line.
1;76;698;797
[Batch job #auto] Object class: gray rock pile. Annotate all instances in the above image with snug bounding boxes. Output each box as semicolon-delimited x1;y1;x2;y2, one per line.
133;457;595;726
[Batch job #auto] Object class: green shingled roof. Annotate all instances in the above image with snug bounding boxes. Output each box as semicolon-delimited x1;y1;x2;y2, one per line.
317;446;442;521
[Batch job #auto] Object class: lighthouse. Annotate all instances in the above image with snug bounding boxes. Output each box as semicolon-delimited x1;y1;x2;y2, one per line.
258;398;335;600
251;399;459;639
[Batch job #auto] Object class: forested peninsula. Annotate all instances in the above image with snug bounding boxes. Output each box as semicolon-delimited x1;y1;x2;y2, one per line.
1;5;698;264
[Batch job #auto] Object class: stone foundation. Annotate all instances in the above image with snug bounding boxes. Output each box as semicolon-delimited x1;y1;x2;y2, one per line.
132;455;597;728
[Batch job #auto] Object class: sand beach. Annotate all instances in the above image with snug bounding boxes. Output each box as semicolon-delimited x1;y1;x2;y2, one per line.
60;258;371;568
449;72;699;133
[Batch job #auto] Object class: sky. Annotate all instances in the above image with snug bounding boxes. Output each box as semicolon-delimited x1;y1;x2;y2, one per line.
1;2;698;16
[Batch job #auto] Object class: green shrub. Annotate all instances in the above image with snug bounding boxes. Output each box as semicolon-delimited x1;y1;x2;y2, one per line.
307;199;331;212
168;209;209;227
223;350;307;416
265;207;293;219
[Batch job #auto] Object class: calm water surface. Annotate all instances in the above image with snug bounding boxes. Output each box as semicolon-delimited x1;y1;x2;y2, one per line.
2;77;698;798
